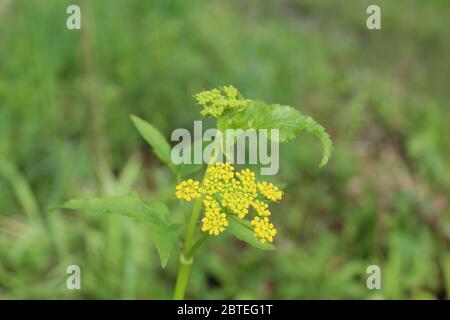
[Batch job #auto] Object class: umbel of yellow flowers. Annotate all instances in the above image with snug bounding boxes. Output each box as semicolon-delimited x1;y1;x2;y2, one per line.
194;85;251;118
175;163;282;243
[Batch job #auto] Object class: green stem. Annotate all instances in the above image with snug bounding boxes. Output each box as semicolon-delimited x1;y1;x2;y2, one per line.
183;195;205;255
173;159;217;300
173;252;193;300
187;233;209;258
173;195;205;300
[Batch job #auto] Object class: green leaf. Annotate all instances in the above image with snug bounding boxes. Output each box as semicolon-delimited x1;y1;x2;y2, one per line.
150;223;181;268
61;194;179;268
299;116;333;168
217;102;333;167
226;215;275;251
62;193;168;223
130;115;176;172
131;115;204;178
217;102;300;142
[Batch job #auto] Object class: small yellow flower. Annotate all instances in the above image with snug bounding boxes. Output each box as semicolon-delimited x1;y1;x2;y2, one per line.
194;88;221;105
222;85;238;98
194;86;250;118
201;197;229;235
251;216;277;243
221;186;251;218
203;162;235;195
251;200;271;217
257;181;283;201
221;169;257;219
175;179;202;201
235;168;257;197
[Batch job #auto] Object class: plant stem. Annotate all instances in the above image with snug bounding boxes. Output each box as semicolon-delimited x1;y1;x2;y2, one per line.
184;195;205;255
187;233;209;258
173;194;204;300
173;252;193;300
173;159;217;300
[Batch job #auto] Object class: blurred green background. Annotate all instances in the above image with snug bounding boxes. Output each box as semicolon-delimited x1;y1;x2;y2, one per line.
1;0;449;299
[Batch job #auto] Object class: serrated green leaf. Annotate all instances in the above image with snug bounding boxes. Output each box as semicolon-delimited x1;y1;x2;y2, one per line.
62;193;168;224
131;115;177;172
217;102;333;167
217;102;302;142
299;116;333;167
61;194;179;268
226;215;275;250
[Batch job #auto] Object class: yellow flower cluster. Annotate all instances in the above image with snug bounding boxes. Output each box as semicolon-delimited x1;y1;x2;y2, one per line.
203;162;234;195
175;179;202;201
257;181;283;202
221;168;257;218
221;179;252;218
251;200;270;217
236;169;257;197
201;196;229;235
194;85;251;118
175;163;283;243
251;217;277;243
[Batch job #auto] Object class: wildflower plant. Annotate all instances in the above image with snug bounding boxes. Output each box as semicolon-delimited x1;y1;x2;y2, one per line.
61;85;332;299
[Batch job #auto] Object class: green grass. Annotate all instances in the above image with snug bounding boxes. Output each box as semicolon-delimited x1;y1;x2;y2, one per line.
0;0;449;299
